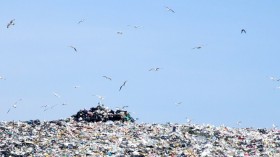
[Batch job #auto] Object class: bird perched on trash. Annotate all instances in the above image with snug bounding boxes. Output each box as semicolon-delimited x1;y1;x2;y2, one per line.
102;76;112;80
7;19;15;28
119;81;127;91
241;29;246;34
165;6;175;13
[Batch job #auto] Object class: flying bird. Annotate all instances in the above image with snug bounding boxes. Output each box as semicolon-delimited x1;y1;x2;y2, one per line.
102;76;112;80
119;81;127;91
127;25;142;29
41;105;48;108
7;98;22;114
241;29;246;34
69;46;77;52
44;104;59;111
94;94;105;104
73;85;80;88
117;31;123;35
77;19;85;24
149;68;160;71
13;98;22;106
270;76;280;81
7;19;15;28
94;95;105;100
133;26;142;29
192;46;202;49
6;108;11;114
122;105;129;109
165;6;175;13
237;121;242;126
175;102;183;106
186;117;192;124
0;76;6;80
53;92;61;98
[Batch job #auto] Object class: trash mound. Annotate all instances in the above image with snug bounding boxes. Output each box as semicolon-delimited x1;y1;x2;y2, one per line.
1;106;280;156
72;105;135;123
1;120;280;156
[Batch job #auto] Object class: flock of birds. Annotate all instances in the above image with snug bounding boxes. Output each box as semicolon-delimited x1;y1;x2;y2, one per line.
1;5;257;126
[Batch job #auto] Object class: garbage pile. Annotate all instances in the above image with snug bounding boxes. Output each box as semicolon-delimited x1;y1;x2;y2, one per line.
1;105;280;156
72;105;135;123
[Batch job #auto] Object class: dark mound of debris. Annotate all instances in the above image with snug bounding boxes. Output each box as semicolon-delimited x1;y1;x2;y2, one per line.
72;105;135;123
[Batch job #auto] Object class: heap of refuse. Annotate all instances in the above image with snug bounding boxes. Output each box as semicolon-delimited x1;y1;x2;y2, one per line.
1;105;280;156
72;105;135;123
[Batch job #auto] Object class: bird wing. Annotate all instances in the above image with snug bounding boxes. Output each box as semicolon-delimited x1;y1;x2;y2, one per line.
103;76;112;80
7;23;11;28
119;85;123;91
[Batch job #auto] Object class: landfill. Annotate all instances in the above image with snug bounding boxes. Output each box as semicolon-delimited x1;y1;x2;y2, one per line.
1;105;280;156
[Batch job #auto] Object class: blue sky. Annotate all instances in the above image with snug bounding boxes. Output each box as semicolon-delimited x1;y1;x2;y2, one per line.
1;1;280;128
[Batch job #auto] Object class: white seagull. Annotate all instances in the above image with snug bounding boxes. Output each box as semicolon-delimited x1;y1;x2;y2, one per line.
165;6;175;13
69;46;77;52
119;81;127;91
192;46;203;49
175;102;183;106
237;121;242;126
53;92;61;98
122;105;129;109
0;76;6;80
241;29;246;34
73;85;80;88
149;68;160;71
102;76;112;80
94;94;105;104
7;98;22;113
186;117;192;124
270;76;280;81
77;19;85;24
41;105;48;108
127;25;142;29
7;19;15;28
